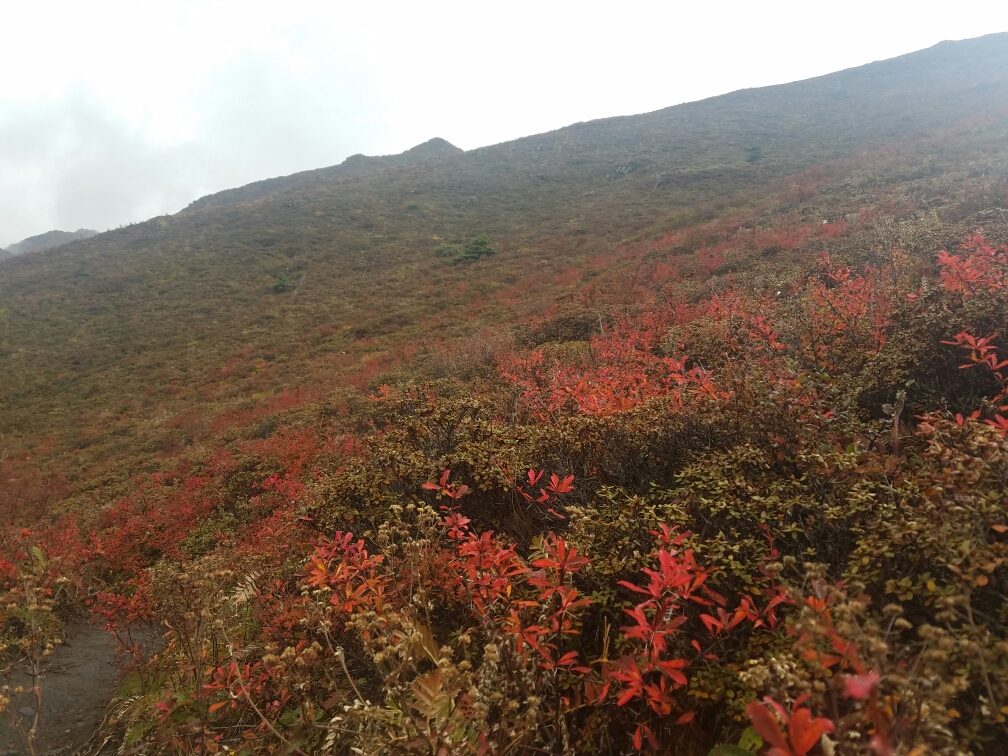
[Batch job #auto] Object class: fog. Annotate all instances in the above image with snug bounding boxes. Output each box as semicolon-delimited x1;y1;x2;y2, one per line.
2;0;1006;248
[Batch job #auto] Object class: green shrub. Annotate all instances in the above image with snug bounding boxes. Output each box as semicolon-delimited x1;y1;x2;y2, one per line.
453;234;497;264
432;242;462;258
272;271;291;293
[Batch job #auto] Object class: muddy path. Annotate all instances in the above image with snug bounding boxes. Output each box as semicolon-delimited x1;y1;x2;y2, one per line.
1;624;117;756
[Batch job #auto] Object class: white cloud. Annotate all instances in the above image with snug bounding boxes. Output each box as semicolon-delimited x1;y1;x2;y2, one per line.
0;89;197;242
1;0;1006;247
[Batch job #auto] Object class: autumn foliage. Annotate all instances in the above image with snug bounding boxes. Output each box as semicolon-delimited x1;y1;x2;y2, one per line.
3;218;1008;756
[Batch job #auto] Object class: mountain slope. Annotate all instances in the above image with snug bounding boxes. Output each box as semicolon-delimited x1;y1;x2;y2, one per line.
3;228;98;256
0;33;1006;483
185;136;464;211
3;33;1008;756
175;33;1008;215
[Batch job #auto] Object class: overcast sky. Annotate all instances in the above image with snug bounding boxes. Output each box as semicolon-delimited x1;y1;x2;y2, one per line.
1;1;1007;248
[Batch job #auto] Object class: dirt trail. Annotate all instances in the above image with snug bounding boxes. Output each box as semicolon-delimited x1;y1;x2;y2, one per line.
1;624;117;756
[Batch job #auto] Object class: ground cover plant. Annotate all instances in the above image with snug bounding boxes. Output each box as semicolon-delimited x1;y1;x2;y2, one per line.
4;200;1008;755
1;33;1008;756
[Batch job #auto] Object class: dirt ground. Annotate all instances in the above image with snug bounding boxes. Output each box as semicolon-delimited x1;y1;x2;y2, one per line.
1;624;117;756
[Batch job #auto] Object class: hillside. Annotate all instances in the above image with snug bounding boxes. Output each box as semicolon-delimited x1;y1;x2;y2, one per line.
185;137;465;211
3;227;98;256
1;34;1007;471
1;33;1008;756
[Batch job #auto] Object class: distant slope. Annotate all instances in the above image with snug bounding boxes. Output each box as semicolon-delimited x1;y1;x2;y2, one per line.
0;247;10;259
188;33;1008;217
186;137;464;210
0;33;1006;480
5;228;98;255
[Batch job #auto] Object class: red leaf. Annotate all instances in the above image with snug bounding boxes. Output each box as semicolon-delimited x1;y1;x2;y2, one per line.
556;650;580;667
617;688;637;707
617;579;652;595
789;708;835;756
596;681;611;704
700;613;723;635
746;701;794;756
640;723;659;749
675;711;695;724
802;648;843;668
547;473;575;494
842;671;880;700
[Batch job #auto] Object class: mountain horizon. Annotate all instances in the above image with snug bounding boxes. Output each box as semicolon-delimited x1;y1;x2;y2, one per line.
180;32;1008;215
3;31;1002;250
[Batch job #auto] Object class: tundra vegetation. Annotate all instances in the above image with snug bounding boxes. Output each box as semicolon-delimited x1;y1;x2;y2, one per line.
1;34;1008;756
